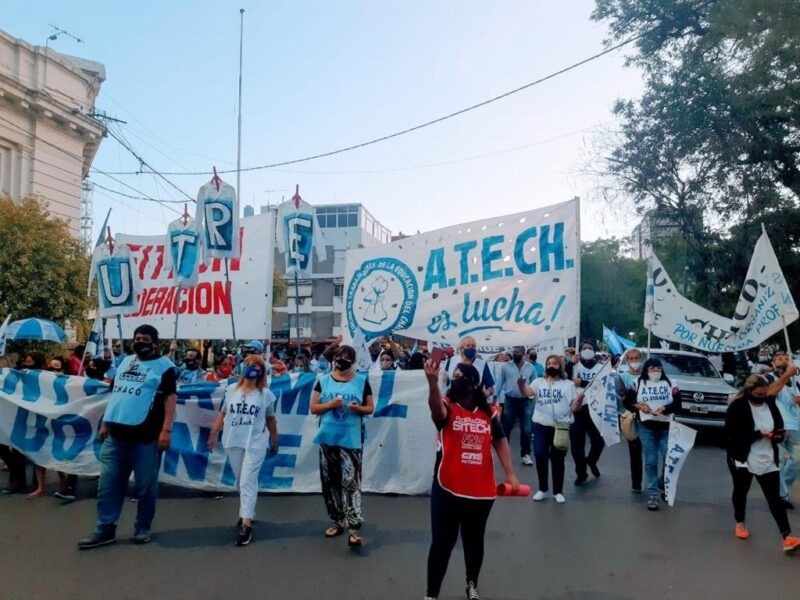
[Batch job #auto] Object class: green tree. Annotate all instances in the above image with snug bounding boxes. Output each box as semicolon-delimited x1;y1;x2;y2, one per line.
592;0;800;207
580;238;646;345
0;196;92;329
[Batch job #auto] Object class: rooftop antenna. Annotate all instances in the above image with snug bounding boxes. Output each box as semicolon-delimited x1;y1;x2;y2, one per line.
47;23;84;45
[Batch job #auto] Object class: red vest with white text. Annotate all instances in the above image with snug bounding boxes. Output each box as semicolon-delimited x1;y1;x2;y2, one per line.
437;398;497;499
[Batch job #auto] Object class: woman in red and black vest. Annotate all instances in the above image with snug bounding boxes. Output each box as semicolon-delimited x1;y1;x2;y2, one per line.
423;360;519;600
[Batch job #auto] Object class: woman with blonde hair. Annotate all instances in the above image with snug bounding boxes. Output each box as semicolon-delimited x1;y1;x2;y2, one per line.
208;353;279;546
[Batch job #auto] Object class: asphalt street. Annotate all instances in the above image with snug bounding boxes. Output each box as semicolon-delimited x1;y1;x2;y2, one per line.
2;430;799;600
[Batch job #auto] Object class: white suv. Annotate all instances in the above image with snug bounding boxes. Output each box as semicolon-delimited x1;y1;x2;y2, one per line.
621;349;738;427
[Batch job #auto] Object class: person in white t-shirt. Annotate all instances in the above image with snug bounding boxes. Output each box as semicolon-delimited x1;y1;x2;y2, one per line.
518;355;579;503
208;354;279;547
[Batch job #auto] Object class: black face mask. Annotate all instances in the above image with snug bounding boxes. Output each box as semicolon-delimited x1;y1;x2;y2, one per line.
546;367;561;378
749;394;767;405
512;353;524;362
335;358;353;371
133;341;154;358
449;378;474;400
184;359;199;370
85;367;99;379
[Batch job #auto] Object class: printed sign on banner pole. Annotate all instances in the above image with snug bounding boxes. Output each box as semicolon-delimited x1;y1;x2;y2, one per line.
195;175;240;262
87;229;141;318
276;187;327;276
664;421;697;506
343;199;580;347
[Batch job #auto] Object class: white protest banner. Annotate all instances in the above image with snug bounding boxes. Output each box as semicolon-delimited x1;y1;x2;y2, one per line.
647;230;797;352
195;177;240;261
664;420;697;506
728;229;798;343
116;212;275;339
581;360;620;447
0;368;436;494
343;199;580;347
276;189;327;277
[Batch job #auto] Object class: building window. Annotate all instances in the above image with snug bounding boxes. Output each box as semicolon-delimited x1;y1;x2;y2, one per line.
334;284;343;298
288;314;312;329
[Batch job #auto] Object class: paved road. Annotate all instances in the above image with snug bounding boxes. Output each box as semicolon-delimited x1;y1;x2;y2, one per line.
2;431;800;600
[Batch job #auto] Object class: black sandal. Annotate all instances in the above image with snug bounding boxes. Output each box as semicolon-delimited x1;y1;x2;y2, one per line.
347;532;363;547
324;524;344;538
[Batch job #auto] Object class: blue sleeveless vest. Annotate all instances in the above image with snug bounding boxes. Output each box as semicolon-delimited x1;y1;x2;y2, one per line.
313;373;367;449
104;355;175;426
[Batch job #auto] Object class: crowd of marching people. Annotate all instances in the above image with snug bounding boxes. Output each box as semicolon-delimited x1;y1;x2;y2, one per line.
2;327;800;600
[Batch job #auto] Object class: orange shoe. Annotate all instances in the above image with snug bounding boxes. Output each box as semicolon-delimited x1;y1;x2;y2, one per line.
782;535;800;553
735;523;750;540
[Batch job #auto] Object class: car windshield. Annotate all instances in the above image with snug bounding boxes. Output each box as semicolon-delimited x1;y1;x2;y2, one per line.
654;353;720;378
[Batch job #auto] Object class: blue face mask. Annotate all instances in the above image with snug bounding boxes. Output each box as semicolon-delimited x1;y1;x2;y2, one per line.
244;365;262;379
463;347;477;360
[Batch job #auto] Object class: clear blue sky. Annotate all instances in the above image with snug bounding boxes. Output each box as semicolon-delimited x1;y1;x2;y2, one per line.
5;0;643;241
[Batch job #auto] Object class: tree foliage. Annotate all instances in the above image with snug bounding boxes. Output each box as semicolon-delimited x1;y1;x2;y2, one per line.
0;196;92;328
592;0;800;220
580;238;646;343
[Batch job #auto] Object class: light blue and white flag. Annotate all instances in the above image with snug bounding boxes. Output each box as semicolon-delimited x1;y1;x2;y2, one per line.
84;315;105;359
0;313;11;356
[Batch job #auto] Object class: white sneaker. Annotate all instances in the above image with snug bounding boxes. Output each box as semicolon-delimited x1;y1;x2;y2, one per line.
532;490;548;502
521;454;533;466
554;493;566;504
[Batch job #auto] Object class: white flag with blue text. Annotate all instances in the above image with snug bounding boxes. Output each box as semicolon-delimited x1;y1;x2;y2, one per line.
88;245;141;318
665;421;697;506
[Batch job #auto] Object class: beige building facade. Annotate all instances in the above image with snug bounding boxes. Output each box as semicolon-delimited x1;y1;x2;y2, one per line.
0;28;105;237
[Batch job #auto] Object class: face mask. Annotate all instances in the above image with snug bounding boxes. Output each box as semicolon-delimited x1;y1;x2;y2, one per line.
749;394;766;405
580;349;595;361
647;370;662;382
85;367;99;379
546;366;561;378
512;353;524;362
133;341;154;358
335;358;353;371
463;348;477;360
528;355;536;362
293;367;304;373
449;378;474;400
776;365;787;374
243;365;262;379
218;365;232;377
629;361;642;372
184;360;199;370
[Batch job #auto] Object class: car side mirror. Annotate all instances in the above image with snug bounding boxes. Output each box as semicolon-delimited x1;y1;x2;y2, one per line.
723;373;735;384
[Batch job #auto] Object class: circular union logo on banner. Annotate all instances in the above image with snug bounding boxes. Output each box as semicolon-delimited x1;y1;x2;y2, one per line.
345;257;418;340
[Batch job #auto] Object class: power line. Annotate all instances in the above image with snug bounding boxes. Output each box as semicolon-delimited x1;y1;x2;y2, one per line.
90;181;186;204
104;126;195;202
100;33;643;177
90;169;182;216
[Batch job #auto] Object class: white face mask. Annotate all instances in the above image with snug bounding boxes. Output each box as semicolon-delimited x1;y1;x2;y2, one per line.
647;370;662;382
628;361;642;372
580;349;595;361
